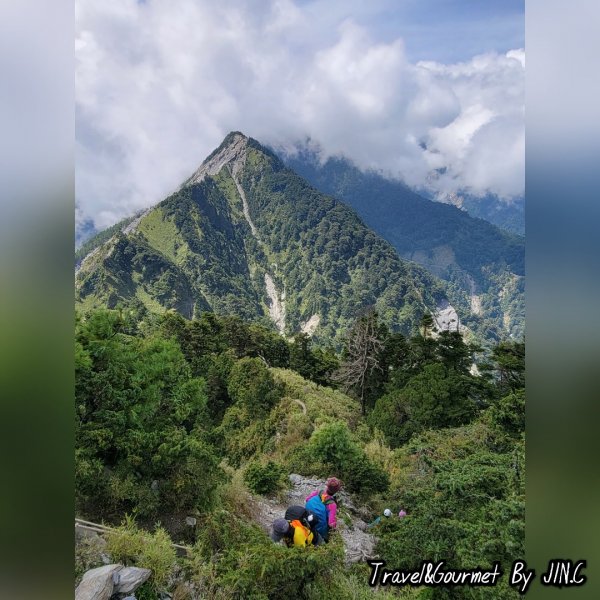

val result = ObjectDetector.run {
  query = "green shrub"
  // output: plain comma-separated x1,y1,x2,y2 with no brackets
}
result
487,390,525,437
244,460,285,495
218,402,283,467
190,510,347,599
309,421,356,466
227,357,283,413
305,421,389,497
343,451,389,496
368,390,412,449
75,311,222,521
105,516,177,593
285,444,325,476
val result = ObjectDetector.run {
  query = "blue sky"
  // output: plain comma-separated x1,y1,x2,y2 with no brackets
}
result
76,0,524,231
299,0,524,62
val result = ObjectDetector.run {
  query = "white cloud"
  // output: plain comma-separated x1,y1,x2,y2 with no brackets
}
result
76,0,524,231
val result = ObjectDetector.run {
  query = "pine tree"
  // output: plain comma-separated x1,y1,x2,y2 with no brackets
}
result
420,312,436,338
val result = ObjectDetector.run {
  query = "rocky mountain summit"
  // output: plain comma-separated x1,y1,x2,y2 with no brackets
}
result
76,132,450,345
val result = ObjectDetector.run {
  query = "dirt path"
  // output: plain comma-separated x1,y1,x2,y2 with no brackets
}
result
291,399,307,415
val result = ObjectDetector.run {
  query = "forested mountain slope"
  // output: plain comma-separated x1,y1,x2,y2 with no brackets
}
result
283,150,524,341
76,132,449,346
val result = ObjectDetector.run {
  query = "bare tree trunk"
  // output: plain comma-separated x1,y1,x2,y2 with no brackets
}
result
333,308,383,415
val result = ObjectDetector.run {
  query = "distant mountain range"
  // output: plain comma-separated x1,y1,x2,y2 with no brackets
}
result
77,133,454,346
436,191,524,236
282,149,524,341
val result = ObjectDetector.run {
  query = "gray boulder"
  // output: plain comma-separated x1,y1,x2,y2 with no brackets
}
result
113,566,152,594
75,564,121,600
75,564,152,600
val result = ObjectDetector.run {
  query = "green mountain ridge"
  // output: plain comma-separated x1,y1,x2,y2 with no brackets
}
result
282,149,524,341
76,132,449,346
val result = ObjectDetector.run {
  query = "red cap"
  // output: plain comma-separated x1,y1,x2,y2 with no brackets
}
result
326,477,342,494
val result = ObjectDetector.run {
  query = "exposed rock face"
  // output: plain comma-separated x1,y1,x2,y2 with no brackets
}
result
264,273,286,334
113,566,152,594
300,314,320,336
188,132,248,184
122,208,152,235
467,274,482,315
252,474,376,565
233,172,259,238
434,299,463,332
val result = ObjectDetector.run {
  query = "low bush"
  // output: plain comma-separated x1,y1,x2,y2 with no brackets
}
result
190,510,347,599
303,421,389,497
105,516,177,593
244,460,286,495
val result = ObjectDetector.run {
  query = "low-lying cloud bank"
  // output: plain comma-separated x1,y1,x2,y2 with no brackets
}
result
76,0,524,232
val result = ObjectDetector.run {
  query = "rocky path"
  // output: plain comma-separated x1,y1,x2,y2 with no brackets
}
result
252,474,377,564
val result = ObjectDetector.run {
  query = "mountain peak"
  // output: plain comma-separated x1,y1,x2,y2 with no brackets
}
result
186,131,250,186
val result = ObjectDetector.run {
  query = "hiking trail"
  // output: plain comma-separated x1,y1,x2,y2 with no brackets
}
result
252,474,377,564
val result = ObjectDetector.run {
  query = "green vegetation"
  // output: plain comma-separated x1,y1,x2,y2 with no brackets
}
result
75,310,222,525
299,421,390,497
76,134,448,347
284,151,525,341
105,517,177,594
76,304,523,598
244,460,286,496
75,134,524,598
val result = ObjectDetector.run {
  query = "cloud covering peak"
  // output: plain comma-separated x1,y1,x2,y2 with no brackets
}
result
76,0,524,231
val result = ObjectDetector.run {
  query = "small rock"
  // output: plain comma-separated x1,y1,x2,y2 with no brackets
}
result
185,516,197,527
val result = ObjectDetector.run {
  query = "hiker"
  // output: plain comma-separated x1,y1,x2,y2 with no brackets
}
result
271,515,317,548
305,477,342,542
367,508,392,529
285,505,325,545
